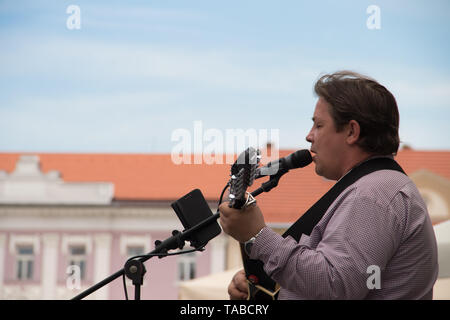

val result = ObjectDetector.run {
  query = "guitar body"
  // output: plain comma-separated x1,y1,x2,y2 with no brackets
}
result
240,243,280,300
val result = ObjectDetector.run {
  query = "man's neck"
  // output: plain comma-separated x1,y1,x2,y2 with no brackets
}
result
338,151,377,181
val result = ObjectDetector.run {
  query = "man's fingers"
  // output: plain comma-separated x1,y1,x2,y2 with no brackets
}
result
228,270,248,300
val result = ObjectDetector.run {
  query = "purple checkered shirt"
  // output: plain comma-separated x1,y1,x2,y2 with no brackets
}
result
250,168,439,299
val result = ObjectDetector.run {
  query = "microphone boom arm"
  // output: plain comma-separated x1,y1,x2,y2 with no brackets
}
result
251,167,289,197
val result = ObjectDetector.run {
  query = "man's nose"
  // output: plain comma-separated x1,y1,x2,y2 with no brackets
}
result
306,129,313,143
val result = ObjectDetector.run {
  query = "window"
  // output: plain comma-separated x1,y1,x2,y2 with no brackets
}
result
126,245,144,258
68,245,87,280
177,252,196,281
119,235,151,257
16,245,34,280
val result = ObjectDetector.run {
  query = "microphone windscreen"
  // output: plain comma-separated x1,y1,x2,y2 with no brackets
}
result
289,149,312,169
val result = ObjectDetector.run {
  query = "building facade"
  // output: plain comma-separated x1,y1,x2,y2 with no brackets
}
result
0,155,227,299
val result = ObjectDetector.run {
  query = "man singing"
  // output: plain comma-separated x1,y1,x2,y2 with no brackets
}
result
219,71,438,299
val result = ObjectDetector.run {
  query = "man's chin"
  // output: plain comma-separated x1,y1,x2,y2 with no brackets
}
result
314,164,322,176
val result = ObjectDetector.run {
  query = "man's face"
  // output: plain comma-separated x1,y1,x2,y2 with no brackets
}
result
306,98,349,181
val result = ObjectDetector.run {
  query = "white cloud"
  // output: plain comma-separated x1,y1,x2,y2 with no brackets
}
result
0,36,316,95
390,81,450,110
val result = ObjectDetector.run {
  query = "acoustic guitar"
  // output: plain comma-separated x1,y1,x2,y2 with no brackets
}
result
227,147,280,300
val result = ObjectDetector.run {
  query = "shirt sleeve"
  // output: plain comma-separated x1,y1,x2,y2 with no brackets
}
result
250,188,403,299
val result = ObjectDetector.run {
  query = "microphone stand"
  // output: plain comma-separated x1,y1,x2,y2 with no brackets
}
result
251,167,289,196
71,212,219,300
72,169,287,300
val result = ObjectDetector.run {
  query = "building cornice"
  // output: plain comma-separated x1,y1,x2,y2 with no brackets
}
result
0,204,176,218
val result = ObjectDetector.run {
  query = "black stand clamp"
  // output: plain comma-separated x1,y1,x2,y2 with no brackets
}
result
124,259,146,300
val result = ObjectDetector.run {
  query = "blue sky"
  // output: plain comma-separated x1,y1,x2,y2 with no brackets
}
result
1,0,449,153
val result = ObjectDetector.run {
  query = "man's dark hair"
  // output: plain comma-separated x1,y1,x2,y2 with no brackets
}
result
314,71,400,155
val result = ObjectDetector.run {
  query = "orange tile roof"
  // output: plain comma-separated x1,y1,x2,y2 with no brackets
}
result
0,150,449,224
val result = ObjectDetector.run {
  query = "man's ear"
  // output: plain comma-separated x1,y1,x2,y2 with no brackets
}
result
346,120,361,145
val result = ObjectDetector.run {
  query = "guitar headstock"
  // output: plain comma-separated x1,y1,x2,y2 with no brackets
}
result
228,147,261,209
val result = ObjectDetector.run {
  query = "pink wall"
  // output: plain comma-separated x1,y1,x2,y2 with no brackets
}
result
1,229,213,300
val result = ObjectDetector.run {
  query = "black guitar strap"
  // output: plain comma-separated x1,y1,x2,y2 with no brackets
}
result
282,157,405,241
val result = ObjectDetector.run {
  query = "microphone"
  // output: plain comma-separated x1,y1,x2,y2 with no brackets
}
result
255,149,312,179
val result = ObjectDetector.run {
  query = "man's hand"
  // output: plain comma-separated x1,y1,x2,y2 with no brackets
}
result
218,202,266,243
228,269,249,300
